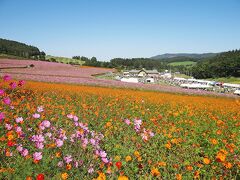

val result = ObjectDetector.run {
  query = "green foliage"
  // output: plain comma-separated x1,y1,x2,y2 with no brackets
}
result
192,50,240,79
45,55,84,65
0,38,45,60
169,61,196,66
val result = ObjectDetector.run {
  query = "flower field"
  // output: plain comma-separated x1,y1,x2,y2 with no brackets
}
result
1,59,237,98
0,75,240,179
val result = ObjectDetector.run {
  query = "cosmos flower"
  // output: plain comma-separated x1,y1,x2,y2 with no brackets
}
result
56,139,64,147
0,89,4,96
3,75,11,81
3,97,11,105
16,117,23,123
33,113,40,119
33,152,43,161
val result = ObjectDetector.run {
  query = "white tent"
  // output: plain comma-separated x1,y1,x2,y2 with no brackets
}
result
223,83,240,88
120,78,139,83
180,83,213,89
234,89,240,95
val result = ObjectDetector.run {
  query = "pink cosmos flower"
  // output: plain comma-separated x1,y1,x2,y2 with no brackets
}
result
21,149,29,157
88,167,94,174
63,155,72,163
16,117,23,123
102,157,109,164
124,119,131,125
36,142,44,149
16,145,23,152
58,161,64,167
5,123,13,130
73,116,78,122
0,89,4,96
67,114,73,119
42,120,51,128
90,138,96,146
0,112,5,121
33,152,42,161
9,82,17,89
3,97,11,105
56,139,64,147
74,161,79,168
3,75,11,81
15,126,22,133
37,106,44,113
99,150,107,158
45,132,52,138
33,113,40,119
32,134,45,142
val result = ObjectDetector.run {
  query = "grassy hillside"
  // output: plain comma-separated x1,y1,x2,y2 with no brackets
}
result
169,61,197,66
45,55,85,65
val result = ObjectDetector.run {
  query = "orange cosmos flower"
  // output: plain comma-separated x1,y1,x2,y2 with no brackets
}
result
158,161,166,167
203,157,211,165
118,175,129,180
186,165,193,171
224,162,232,169
125,156,132,162
176,174,182,180
66,164,72,170
151,167,160,176
61,172,68,180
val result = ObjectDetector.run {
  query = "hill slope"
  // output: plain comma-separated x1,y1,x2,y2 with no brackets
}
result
151,53,218,60
0,38,45,60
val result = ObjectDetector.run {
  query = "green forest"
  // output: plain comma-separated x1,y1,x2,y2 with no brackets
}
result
192,50,240,78
0,38,45,60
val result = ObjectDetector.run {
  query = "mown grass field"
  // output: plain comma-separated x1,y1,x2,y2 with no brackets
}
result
45,55,85,65
169,61,197,66
0,77,239,179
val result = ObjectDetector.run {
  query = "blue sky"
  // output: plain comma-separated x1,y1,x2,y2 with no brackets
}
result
0,0,240,61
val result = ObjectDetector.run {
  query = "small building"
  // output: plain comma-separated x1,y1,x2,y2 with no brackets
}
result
125,68,159,77
145,78,154,83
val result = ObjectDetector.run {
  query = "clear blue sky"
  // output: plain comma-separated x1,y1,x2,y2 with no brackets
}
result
0,0,240,61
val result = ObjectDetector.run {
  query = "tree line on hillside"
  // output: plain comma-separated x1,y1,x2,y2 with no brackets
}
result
73,50,240,79
192,50,240,78
0,38,45,60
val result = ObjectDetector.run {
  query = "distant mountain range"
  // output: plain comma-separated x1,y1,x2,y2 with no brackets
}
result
151,53,219,60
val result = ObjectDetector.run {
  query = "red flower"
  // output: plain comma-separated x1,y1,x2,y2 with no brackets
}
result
115,161,122,169
7,141,15,147
36,174,44,180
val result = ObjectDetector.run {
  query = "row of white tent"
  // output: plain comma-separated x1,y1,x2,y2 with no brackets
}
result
173,77,240,88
